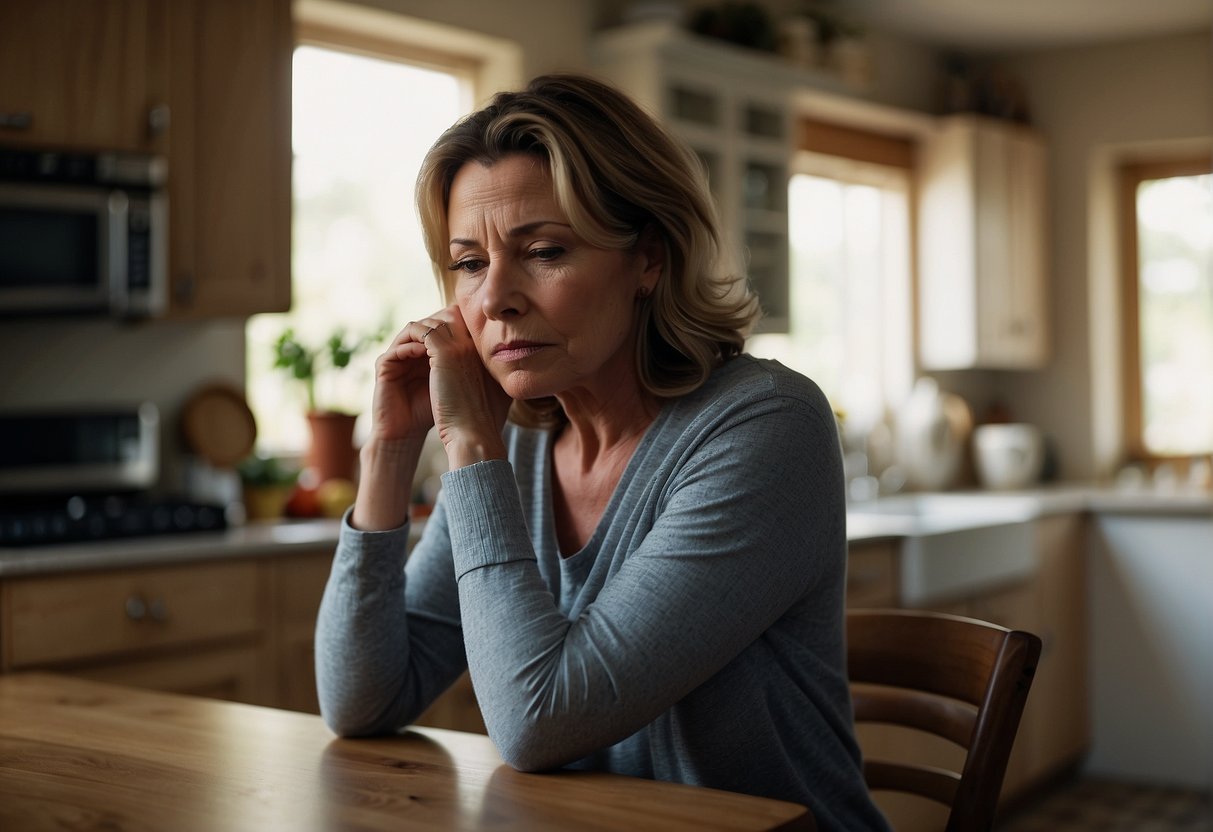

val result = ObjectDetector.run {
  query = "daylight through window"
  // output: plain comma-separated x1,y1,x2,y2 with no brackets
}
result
246,45,467,453
1124,164,1213,457
749,154,913,438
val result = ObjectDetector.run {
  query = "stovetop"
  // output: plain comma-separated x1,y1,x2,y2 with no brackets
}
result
0,494,227,548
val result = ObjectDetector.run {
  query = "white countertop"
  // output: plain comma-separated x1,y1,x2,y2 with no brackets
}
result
846,484,1211,543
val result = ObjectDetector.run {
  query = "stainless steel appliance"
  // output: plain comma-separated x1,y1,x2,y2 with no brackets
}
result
0,145,167,318
0,403,226,547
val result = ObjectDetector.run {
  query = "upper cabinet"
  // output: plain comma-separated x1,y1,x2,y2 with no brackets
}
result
592,23,794,332
0,0,292,318
161,0,292,317
0,0,158,152
917,115,1049,369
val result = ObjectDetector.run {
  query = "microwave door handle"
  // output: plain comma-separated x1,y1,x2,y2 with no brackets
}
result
106,190,130,315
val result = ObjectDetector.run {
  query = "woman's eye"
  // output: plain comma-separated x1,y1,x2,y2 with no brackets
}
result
447,258,485,274
530,246,564,262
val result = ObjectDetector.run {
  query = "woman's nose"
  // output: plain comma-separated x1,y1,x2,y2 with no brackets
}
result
481,258,527,319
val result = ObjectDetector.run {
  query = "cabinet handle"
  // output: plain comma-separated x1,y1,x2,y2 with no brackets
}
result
149,598,168,622
0,112,33,130
125,595,147,621
147,104,171,136
125,594,169,623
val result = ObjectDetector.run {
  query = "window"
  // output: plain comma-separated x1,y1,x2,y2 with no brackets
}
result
1119,158,1213,459
748,141,914,440
245,43,470,454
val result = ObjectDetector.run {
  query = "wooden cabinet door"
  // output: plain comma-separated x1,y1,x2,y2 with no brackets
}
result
845,541,899,608
163,0,292,317
918,115,1048,370
0,0,159,152
269,551,333,714
1026,514,1089,779
73,642,270,704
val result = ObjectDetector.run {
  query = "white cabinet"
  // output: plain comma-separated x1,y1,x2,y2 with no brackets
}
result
592,22,792,332
917,115,1048,369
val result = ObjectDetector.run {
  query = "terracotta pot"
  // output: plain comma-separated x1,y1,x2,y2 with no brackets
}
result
305,411,358,483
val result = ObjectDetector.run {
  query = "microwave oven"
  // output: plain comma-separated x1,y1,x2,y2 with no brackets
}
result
0,146,167,318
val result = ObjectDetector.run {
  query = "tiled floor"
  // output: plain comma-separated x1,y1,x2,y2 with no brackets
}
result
997,778,1213,831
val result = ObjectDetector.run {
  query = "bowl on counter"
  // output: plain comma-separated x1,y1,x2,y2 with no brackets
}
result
972,423,1045,490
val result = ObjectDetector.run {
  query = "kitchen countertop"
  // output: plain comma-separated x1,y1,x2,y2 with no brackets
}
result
846,484,1211,543
0,518,343,578
2,484,1207,578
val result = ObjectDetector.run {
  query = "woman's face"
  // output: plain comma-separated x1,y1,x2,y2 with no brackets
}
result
446,154,660,404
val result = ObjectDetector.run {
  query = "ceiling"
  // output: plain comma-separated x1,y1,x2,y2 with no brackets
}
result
844,0,1213,52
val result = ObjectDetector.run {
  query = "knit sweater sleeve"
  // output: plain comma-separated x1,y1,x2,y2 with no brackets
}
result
443,381,843,771
313,493,469,737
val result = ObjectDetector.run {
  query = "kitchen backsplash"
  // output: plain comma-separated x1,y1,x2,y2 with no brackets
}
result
0,317,246,494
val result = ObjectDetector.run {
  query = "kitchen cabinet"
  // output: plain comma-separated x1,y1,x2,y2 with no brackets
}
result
161,0,292,317
0,0,158,152
0,559,273,704
0,0,292,318
917,115,1048,369
1087,512,1212,788
268,550,333,714
592,22,792,332
845,539,899,608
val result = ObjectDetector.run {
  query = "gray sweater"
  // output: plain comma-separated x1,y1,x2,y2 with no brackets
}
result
315,355,889,831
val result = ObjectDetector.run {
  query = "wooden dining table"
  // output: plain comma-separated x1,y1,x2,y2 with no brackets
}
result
0,673,816,831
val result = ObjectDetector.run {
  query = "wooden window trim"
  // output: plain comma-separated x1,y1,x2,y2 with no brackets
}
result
797,118,915,170
1118,156,1213,462
295,21,478,82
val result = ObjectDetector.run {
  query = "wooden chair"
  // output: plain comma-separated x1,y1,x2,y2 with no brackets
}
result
846,608,1042,832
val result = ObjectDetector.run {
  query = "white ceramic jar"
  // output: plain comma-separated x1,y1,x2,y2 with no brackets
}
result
972,423,1045,490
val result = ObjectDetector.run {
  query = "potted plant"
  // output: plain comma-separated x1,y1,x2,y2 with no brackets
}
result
236,453,300,520
272,327,384,483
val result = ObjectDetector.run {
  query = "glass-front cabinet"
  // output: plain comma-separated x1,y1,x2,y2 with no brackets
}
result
592,22,793,332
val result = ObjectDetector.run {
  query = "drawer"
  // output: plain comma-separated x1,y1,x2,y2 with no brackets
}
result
272,551,333,628
2,560,264,668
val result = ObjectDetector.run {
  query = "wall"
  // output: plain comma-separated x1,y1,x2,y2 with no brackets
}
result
1000,31,1212,480
345,0,595,80
0,318,247,494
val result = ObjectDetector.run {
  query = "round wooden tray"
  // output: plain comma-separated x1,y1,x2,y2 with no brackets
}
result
180,383,257,468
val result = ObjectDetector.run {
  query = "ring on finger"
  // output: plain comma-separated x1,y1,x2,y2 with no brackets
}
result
423,322,449,340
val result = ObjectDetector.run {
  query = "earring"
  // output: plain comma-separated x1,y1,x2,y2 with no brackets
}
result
636,286,651,299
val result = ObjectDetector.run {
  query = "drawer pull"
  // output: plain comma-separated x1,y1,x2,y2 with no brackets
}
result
149,598,168,622
125,595,147,621
125,595,168,623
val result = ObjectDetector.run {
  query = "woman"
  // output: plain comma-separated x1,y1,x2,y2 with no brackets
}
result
315,73,889,831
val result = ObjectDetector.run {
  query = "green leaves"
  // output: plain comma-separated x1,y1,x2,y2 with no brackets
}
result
271,325,389,413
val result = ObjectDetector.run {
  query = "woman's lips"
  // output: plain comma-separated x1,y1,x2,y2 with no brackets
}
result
491,341,548,362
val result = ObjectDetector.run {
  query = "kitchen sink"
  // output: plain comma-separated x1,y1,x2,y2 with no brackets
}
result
848,493,1040,607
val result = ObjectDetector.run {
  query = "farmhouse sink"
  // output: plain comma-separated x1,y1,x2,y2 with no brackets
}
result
847,494,1040,606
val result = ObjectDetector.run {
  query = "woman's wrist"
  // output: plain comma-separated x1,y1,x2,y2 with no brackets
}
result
443,433,507,471
351,435,426,531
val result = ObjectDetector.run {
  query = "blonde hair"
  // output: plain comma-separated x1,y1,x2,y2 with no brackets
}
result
416,73,759,425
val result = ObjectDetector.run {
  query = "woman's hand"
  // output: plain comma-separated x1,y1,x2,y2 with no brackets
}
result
351,320,439,531
353,306,511,531
420,306,512,468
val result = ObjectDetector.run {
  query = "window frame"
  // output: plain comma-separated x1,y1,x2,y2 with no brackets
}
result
1117,155,1213,462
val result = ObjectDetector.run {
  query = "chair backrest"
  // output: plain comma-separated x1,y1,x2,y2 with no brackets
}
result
846,608,1042,832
